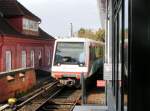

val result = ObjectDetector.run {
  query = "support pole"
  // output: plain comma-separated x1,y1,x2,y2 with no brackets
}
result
105,80,107,105
81,72,86,105
70,23,73,37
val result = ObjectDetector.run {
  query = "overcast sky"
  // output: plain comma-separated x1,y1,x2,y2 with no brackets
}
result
18,0,101,38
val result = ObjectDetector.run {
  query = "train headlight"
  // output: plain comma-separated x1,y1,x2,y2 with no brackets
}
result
57,63,61,66
79,63,84,67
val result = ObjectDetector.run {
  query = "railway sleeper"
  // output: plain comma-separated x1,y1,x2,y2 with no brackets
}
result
41,104,72,110
49,101,75,105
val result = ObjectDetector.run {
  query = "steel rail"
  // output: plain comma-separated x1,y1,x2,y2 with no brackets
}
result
35,86,64,111
18,80,56,101
69,96,81,111
37,89,81,111
0,104,9,111
0,81,58,111
17,81,58,108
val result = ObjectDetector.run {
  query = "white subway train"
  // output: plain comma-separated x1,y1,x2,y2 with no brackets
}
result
51,37,104,87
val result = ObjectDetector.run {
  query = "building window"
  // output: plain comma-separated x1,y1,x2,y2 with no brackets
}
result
21,50,26,68
48,50,51,65
23,18,39,32
30,50,35,67
5,51,12,71
38,51,42,66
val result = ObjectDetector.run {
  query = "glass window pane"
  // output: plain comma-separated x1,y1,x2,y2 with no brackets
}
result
48,50,51,65
6,51,11,71
30,50,34,67
54,42,84,65
23,18,39,32
22,50,26,68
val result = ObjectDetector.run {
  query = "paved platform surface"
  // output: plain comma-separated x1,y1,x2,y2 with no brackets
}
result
74,81,127,111
87,88,105,105
73,105,108,111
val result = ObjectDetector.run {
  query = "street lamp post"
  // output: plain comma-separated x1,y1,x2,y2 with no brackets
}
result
70,23,73,37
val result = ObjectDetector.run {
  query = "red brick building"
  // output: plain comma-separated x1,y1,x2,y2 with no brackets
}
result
0,0,55,102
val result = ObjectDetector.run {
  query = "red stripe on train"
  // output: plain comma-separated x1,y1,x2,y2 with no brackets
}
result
52,72,81,79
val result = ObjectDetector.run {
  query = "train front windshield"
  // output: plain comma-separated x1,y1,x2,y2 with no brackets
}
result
54,42,85,65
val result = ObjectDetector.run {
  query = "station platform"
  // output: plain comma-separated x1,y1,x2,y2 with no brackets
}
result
73,105,108,111
73,81,120,111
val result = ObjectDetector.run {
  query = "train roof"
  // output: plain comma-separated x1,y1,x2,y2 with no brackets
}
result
56,37,104,45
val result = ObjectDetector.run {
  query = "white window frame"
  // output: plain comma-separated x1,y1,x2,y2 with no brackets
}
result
23,18,39,32
30,50,35,67
5,51,12,71
21,50,26,68
38,51,42,60
48,50,51,65
38,50,42,66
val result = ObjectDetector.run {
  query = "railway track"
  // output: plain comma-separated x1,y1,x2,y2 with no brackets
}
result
18,79,57,102
36,88,81,111
18,81,61,111
0,80,60,111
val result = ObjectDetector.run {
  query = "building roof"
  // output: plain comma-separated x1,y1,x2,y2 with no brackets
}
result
0,0,41,21
17,2,41,21
0,17,55,40
0,0,55,40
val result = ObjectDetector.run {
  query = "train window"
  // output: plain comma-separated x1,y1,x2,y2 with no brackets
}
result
90,46,96,62
5,50,12,71
30,50,34,67
96,46,103,58
21,50,26,68
54,42,85,65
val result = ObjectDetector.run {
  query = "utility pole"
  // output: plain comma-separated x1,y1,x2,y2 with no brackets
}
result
70,23,73,37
